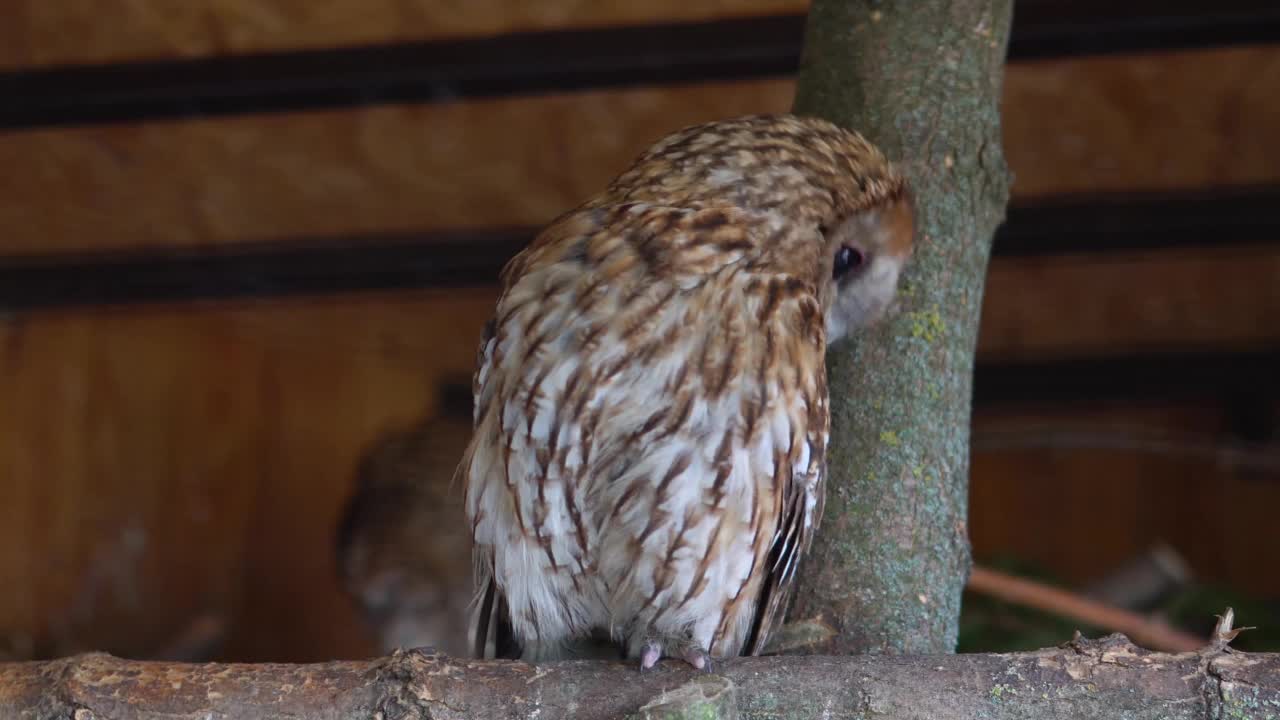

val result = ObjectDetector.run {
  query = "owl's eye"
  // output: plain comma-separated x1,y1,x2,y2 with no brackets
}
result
832,245,866,280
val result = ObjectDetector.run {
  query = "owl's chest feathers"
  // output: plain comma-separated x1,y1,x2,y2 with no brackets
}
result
488,249,824,510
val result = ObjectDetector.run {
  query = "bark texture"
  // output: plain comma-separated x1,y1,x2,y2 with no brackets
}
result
2,636,1276,720
787,0,1013,653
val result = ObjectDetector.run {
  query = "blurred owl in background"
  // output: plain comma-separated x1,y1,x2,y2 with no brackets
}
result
462,114,915,669
337,385,475,656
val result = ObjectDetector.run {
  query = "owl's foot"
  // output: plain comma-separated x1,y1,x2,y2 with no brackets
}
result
637,635,714,672
682,646,713,672
639,640,662,670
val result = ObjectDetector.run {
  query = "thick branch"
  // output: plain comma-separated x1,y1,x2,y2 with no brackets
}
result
2,636,1275,720
788,0,1013,653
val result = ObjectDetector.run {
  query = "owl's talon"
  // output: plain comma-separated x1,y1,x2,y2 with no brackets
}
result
684,648,713,673
639,641,662,671
635,633,714,672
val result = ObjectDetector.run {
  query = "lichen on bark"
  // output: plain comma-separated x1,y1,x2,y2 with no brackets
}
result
787,0,1014,654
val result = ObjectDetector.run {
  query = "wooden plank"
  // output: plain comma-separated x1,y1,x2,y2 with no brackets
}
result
1002,46,1280,198
4,240,1275,363
5,1,1277,77
4,190,1277,311
0,0,804,70
0,80,794,254
10,7,1279,130
3,46,1278,255
978,245,1280,362
0,15,809,131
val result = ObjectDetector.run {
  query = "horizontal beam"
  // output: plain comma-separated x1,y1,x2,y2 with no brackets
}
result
429,353,1280,418
4,2,1279,129
0,230,530,311
0,187,1274,310
1010,1,1280,60
425,348,1280,425
973,350,1280,408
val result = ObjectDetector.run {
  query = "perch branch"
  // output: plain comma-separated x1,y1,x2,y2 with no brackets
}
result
1,630,1274,720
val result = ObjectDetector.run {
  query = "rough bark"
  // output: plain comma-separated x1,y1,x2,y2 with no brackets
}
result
2,636,1276,720
786,0,1013,654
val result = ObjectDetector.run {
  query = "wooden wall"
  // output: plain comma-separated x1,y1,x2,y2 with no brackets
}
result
0,293,494,660
1,2,1277,661
4,46,1280,254
1,0,804,68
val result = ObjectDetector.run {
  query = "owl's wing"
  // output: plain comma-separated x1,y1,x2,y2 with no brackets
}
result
465,201,826,659
463,210,630,659
743,317,828,656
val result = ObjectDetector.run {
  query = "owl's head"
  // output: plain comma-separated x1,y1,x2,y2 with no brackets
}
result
599,113,915,342
819,186,915,343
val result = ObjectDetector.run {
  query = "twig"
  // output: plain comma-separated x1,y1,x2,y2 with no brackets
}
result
967,565,1204,652
1207,606,1255,652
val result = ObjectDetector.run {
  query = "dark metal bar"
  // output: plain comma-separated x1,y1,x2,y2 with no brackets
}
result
3,2,1279,130
0,16,804,131
1008,1,1280,60
972,350,1280,408
0,231,529,310
995,186,1280,257
0,187,1275,311
430,352,1280,417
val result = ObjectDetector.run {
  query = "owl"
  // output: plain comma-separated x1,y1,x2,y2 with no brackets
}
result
462,114,914,669
337,400,475,657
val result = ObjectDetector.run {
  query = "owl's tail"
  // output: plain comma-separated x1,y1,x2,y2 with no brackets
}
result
473,577,520,659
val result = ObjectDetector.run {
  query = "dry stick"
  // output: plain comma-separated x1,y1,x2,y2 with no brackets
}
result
967,564,1204,652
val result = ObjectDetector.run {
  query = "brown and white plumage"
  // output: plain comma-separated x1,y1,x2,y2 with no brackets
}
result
462,114,914,667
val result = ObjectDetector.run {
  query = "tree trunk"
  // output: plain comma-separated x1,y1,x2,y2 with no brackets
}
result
2,635,1275,720
786,0,1013,654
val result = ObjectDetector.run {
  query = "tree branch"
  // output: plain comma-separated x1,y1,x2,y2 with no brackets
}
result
2,634,1275,719
788,0,1013,653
